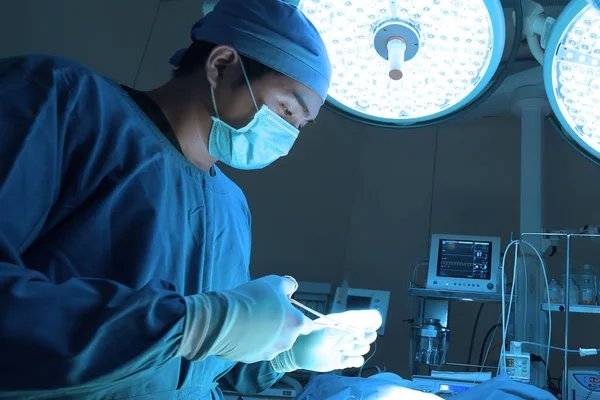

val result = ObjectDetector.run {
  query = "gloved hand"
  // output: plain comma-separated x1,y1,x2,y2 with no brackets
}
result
270,310,382,373
176,275,312,364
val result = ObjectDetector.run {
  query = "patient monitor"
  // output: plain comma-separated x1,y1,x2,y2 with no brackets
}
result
426,234,501,294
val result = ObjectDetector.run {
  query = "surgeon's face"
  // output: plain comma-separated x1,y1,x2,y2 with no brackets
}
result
204,46,324,130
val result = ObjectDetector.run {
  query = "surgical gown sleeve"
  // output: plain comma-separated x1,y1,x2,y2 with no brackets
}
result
0,58,186,390
223,361,284,394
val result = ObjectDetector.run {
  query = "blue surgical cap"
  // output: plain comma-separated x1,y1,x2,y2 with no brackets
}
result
170,0,332,102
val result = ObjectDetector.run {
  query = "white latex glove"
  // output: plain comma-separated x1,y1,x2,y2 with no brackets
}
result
176,275,312,364
271,310,382,373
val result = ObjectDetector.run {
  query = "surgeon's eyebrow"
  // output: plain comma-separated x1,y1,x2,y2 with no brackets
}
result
292,90,315,123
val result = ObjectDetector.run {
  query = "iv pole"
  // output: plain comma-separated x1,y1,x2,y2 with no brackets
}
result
512,85,551,389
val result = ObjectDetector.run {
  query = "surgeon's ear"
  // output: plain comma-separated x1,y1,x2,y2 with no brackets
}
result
205,45,240,88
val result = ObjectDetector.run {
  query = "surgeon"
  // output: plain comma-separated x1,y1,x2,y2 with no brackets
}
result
0,0,379,399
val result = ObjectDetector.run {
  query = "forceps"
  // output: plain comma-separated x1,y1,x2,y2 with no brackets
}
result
288,297,363,334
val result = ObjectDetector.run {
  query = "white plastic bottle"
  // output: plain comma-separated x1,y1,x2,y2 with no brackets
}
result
582,263,598,293
549,278,562,304
569,278,580,305
581,278,596,305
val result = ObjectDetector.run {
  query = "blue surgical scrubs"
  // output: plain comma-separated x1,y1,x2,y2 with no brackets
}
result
0,55,282,399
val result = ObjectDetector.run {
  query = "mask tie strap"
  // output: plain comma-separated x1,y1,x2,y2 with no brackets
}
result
210,86,221,120
239,58,259,112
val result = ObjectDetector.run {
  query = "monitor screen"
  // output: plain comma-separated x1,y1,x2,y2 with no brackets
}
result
436,239,492,280
346,295,372,310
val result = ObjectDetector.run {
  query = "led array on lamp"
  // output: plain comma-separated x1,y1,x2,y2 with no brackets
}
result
545,2,600,158
299,0,505,123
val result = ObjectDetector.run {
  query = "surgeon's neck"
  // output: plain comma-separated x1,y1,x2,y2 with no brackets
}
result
146,77,216,172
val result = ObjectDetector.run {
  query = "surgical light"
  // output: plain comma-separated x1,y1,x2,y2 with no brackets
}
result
298,0,506,125
544,0,600,162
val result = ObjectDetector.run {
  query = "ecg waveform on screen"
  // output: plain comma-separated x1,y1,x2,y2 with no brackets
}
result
440,261,477,269
438,239,492,279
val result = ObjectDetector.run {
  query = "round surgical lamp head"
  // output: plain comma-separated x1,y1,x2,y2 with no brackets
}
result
298,0,506,126
544,0,600,162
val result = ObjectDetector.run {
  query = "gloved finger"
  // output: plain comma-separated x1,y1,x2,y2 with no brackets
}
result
341,355,365,369
330,330,360,345
319,323,358,336
272,318,312,354
341,343,371,357
326,310,382,327
336,335,360,351
364,325,380,334
299,314,314,335
310,321,331,332
285,303,313,332
281,275,299,296
340,331,375,348
353,331,377,345
271,309,313,355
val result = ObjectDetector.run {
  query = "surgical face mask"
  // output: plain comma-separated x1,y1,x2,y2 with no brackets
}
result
208,60,300,170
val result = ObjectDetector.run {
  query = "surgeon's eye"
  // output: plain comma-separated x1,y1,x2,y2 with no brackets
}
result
283,106,293,116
